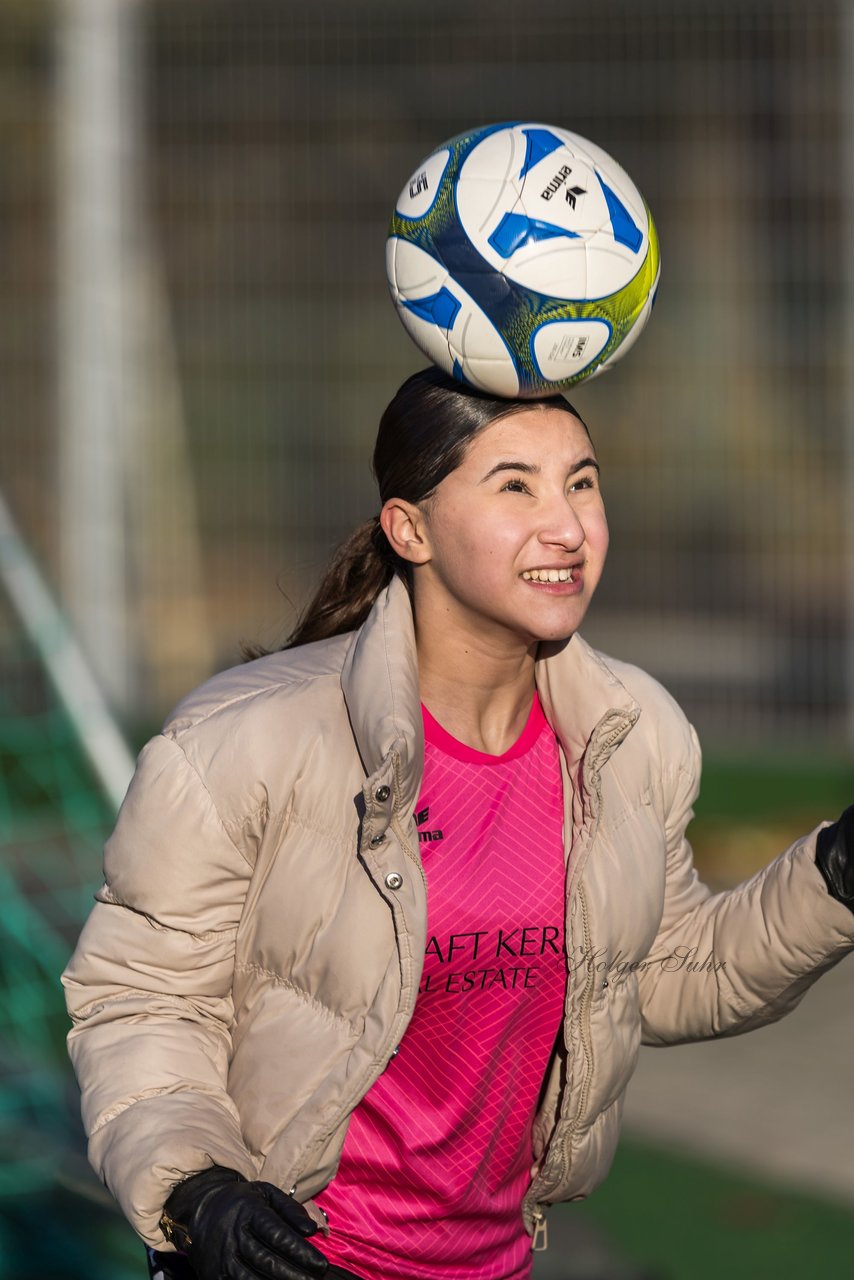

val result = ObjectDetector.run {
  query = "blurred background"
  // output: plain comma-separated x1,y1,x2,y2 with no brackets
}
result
2,0,854,1276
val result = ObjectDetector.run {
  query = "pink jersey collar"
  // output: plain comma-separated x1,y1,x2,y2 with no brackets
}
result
421,692,548,765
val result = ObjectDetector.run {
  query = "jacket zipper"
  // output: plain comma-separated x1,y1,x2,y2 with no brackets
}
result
570,883,596,1125
523,750,605,1233
571,885,599,1126
526,880,596,1219
531,1206,548,1252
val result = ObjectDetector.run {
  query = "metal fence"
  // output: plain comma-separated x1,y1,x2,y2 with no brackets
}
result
2,0,852,746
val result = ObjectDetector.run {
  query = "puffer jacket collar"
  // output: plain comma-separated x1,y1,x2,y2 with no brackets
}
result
341,575,641,800
536,632,642,773
341,576,425,816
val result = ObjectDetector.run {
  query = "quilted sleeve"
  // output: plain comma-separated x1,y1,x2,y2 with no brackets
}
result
637,721,854,1045
62,733,261,1247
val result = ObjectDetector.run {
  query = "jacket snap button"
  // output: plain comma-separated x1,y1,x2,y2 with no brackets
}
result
369,832,386,848
385,871,403,890
375,785,391,802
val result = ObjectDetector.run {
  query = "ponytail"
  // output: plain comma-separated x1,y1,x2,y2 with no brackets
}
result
243,367,587,659
241,517,401,659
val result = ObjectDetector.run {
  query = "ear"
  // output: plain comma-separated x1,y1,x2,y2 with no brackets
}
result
380,498,432,566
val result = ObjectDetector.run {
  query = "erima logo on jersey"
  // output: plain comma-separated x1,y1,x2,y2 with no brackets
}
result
415,805,444,843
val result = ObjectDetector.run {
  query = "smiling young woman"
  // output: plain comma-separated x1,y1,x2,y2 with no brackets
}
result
63,367,854,1280
380,404,608,754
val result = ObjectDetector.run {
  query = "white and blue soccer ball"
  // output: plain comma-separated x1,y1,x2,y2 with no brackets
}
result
386,122,660,398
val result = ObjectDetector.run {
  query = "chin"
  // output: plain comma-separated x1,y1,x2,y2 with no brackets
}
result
532,607,590,642
512,615,585,646
532,625,580,645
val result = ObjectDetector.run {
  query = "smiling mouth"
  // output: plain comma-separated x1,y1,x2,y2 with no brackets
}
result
521,568,575,583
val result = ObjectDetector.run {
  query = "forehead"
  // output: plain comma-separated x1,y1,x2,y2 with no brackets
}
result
463,405,593,463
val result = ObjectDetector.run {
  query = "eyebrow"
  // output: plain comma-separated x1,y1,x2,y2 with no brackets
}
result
479,456,600,483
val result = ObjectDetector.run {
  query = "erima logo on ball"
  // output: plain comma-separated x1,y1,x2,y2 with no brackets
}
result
542,164,578,202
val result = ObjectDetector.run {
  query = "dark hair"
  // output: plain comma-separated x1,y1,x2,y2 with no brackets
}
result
247,368,587,655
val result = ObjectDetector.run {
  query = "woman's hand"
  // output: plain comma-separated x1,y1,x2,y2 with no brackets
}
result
816,805,854,914
161,1166,328,1280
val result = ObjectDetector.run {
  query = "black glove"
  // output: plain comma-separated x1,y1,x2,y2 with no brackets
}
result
160,1165,328,1280
815,805,854,915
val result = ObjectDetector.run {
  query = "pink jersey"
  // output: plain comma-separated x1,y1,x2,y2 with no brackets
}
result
313,693,567,1280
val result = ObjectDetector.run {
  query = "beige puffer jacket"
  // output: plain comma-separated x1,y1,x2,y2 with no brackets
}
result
63,576,854,1251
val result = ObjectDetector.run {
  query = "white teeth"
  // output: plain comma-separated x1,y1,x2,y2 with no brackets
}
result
522,568,574,583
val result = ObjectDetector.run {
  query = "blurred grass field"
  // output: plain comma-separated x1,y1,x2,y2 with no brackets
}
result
562,1135,854,1279
690,751,853,886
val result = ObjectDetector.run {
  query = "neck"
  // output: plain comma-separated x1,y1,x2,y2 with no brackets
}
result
415,602,538,757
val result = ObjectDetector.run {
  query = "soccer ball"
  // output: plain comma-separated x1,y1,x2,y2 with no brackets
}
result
386,122,660,398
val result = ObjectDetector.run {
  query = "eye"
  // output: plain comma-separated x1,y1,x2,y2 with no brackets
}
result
501,478,531,494
569,473,597,492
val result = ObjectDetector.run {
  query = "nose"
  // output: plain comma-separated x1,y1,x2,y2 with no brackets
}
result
538,492,586,551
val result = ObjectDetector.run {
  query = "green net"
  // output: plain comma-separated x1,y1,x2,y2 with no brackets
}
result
0,591,140,1275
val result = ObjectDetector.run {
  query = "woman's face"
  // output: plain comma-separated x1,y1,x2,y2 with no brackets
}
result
405,405,609,649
